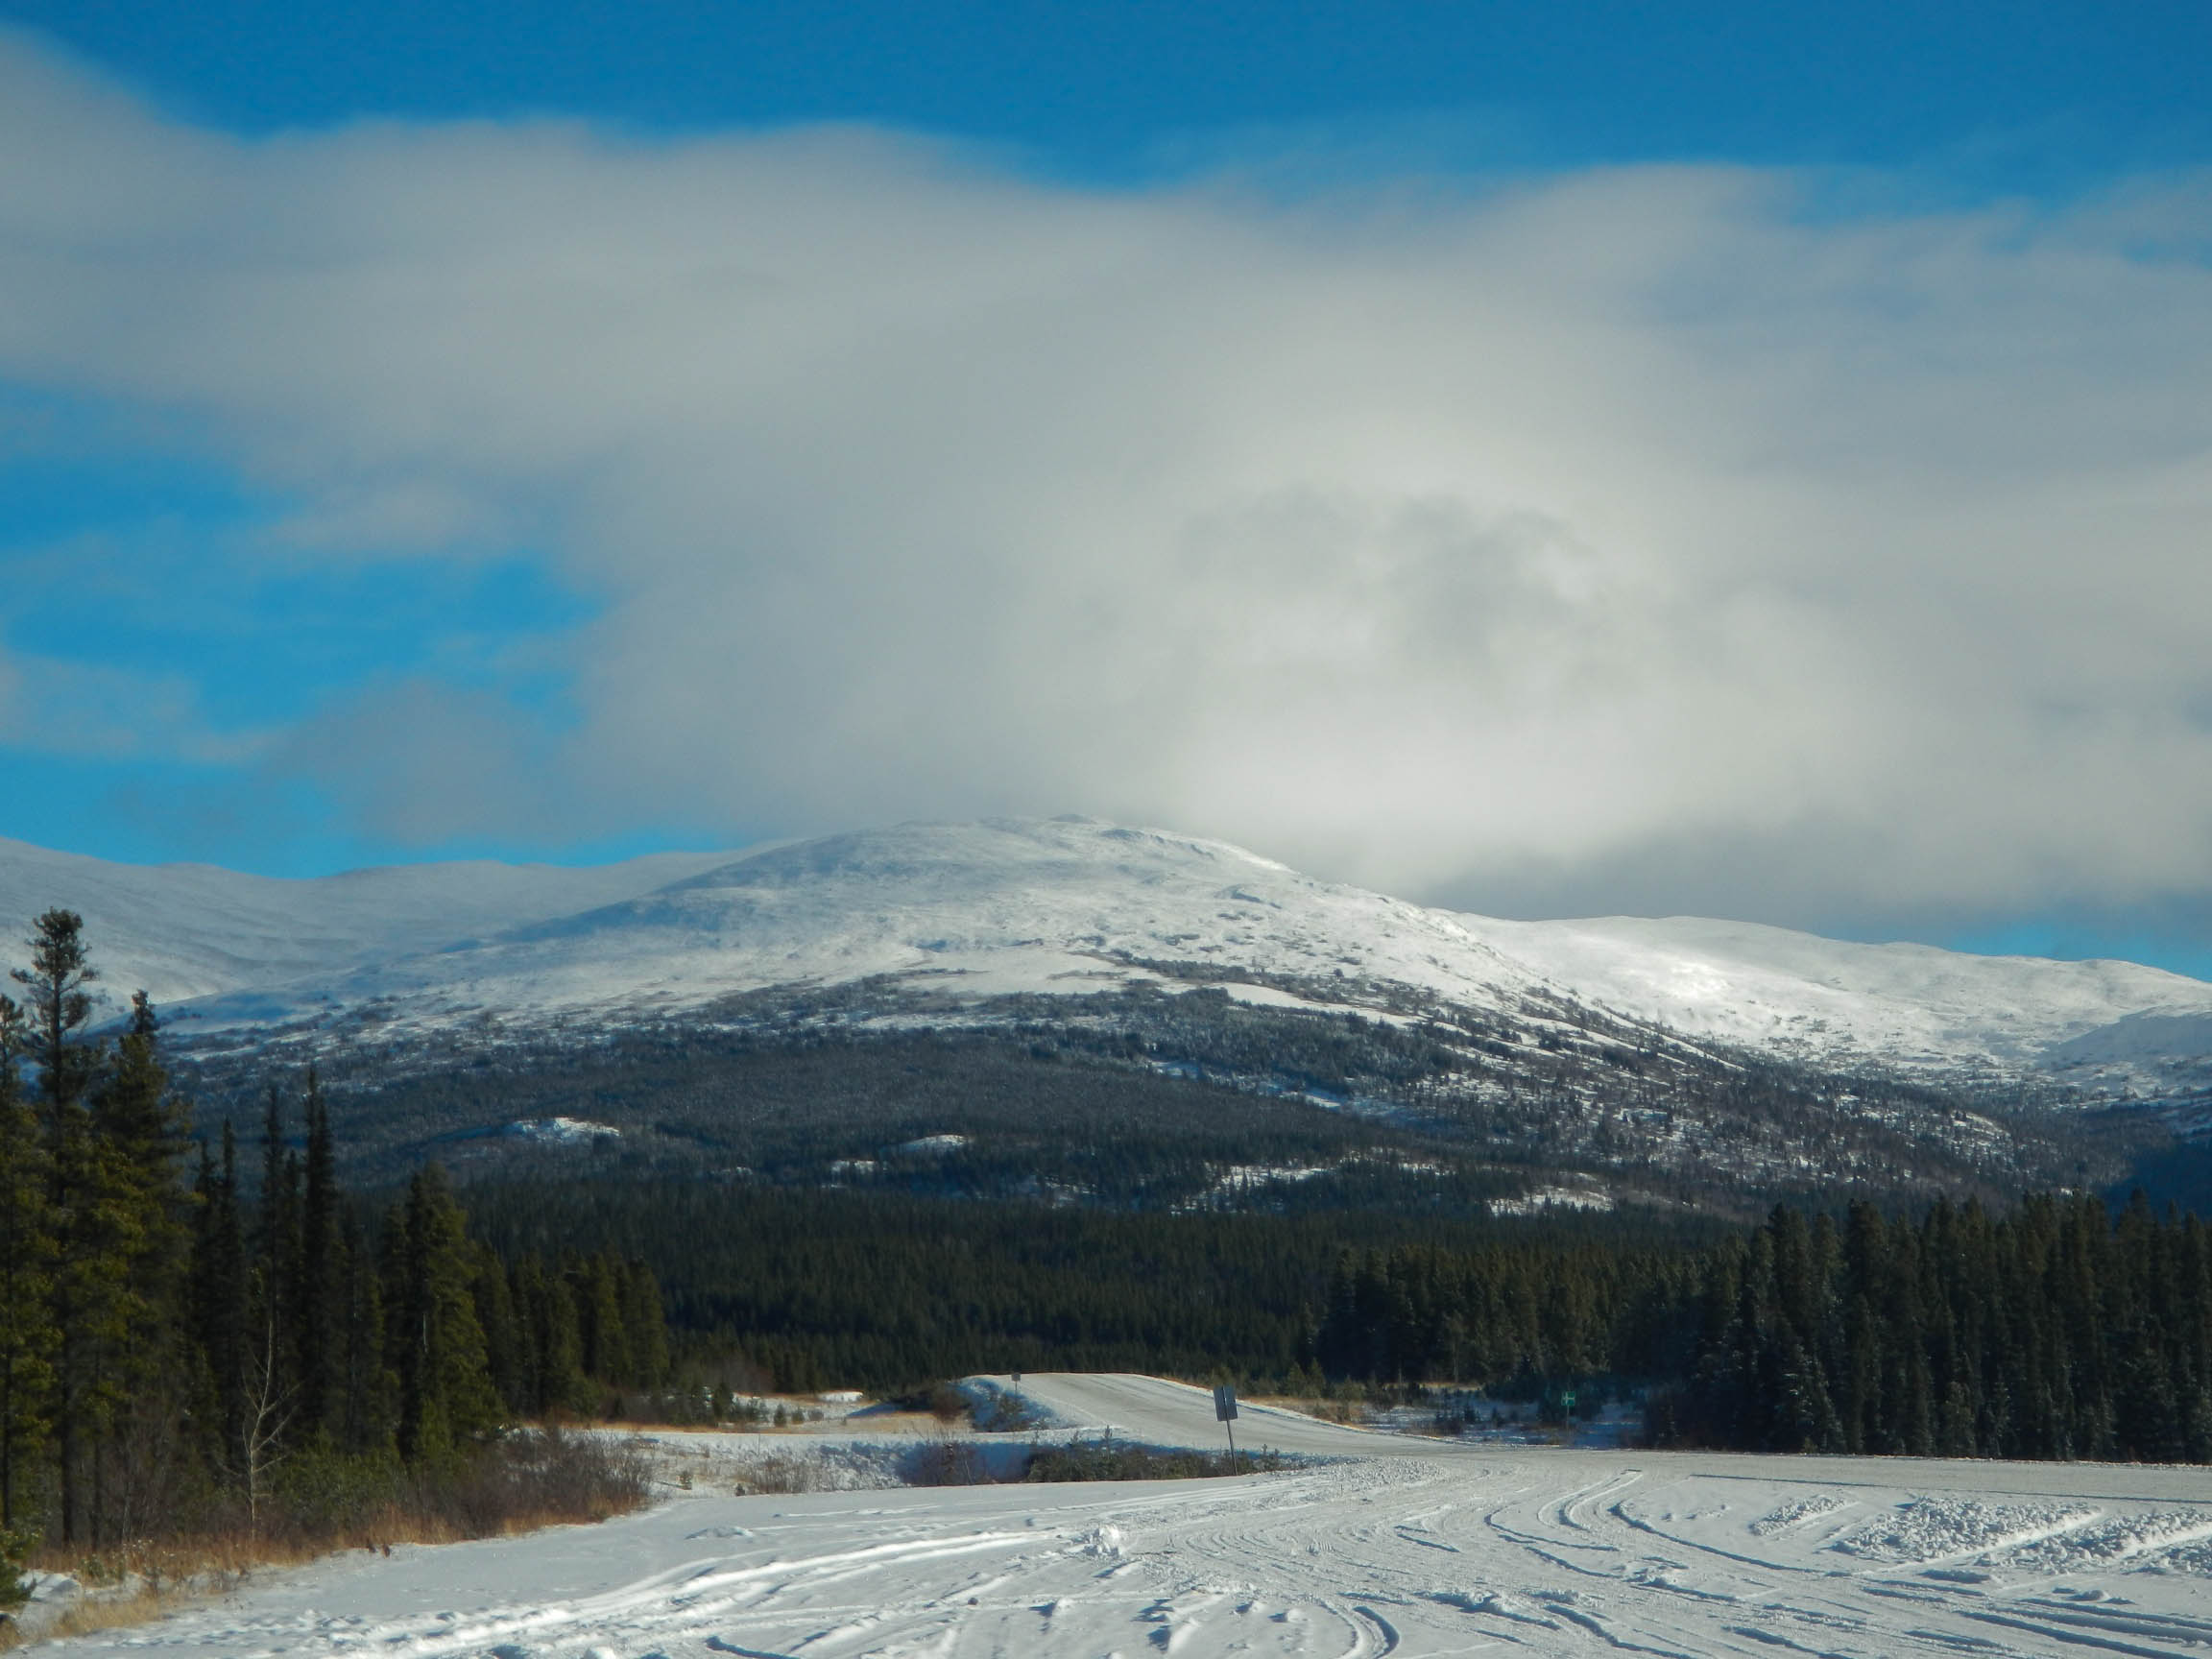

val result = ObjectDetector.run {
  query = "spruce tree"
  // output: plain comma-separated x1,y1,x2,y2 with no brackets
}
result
257,1082,301,1403
390,1166,500,1459
511,1255,589,1416
471,1241,522,1412
623,1259,670,1391
188,1122,250,1479
0,994,54,1528
295,1070,340,1442
337,1204,390,1454
86,993,193,1533
15,909,115,1544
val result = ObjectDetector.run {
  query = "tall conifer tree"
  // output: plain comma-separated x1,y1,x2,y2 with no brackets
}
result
14,909,111,1543
390,1167,499,1459
296,1070,340,1441
84,993,189,1544
0,994,54,1528
189,1121,250,1477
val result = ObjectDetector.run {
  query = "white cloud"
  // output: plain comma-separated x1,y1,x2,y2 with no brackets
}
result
3,30,2211,928
0,645,259,765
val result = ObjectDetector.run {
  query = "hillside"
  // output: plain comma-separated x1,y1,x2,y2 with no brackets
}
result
6,816,2203,1099
6,817,2202,1210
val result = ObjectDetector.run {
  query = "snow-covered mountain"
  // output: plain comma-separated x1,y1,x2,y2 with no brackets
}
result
0,834,735,1010
166,819,1548,1043
5,817,2209,1101
1456,914,2212,1097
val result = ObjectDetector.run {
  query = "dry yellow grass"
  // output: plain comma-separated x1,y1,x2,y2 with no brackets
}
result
10,1583,180,1649
1,1437,652,1649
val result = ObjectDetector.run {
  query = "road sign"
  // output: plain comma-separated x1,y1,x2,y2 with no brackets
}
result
1214,1384,1238,1422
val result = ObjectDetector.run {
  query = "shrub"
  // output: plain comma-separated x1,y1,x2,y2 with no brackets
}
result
1024,1441,1282,1482
0,1525,33,1615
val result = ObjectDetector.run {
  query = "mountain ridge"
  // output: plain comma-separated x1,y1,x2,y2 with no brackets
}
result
4,817,2208,1103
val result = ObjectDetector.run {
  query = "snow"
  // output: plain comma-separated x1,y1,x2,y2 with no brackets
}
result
1491,1183,1618,1216
501,1118,621,1145
167,818,1544,1043
42,1373,2212,1659
6,816,2210,1098
895,1134,969,1156
1190,1163,1335,1207
0,834,735,1017
1831,1497,2099,1563
1459,912,2212,1094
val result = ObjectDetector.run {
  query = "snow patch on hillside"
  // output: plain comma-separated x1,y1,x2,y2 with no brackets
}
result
1491,1183,1617,1217
502,1117,620,1144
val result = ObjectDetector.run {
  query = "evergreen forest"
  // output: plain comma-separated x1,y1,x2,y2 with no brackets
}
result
0,911,661,1590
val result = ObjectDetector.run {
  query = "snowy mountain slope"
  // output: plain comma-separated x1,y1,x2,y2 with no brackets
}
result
0,835,738,1012
4,818,2209,1100
167,818,1547,1040
1459,913,2212,1094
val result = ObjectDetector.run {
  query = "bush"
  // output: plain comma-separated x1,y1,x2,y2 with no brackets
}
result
1024,1441,1282,1482
271,1446,410,1545
883,1382,973,1422
910,1440,989,1486
0,1524,33,1615
971,1390,1044,1433
425,1429,653,1536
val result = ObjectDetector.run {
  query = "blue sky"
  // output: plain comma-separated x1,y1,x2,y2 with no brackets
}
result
11,0,2210,183
2,1,2210,974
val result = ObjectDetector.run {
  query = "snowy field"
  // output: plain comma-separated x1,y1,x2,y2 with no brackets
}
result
34,1374,2212,1659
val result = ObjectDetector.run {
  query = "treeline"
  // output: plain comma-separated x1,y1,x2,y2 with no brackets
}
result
457,1176,1714,1393
0,909,663,1564
1657,1192,2212,1461
1314,1193,2212,1462
1313,1241,1702,1386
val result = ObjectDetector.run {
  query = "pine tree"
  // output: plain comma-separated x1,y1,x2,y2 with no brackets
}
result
15,909,118,1544
511,1255,589,1416
85,993,193,1539
337,1205,390,1454
390,1166,500,1459
257,1082,301,1404
0,994,55,1528
295,1070,340,1442
472,1241,522,1412
188,1122,250,1479
624,1259,670,1391
576,1253,632,1390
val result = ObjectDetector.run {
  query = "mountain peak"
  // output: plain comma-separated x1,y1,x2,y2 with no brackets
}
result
2,818,2207,1100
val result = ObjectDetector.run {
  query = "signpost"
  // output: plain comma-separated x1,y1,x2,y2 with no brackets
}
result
1214,1383,1238,1459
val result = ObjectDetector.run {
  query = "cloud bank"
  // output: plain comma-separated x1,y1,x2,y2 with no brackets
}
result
3,32,2210,933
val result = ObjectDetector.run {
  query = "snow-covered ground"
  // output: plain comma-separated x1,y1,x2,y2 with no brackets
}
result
38,1374,2212,1659
8,816,2211,1096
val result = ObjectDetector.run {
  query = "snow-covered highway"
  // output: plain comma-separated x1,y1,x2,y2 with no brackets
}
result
41,1374,2212,1659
